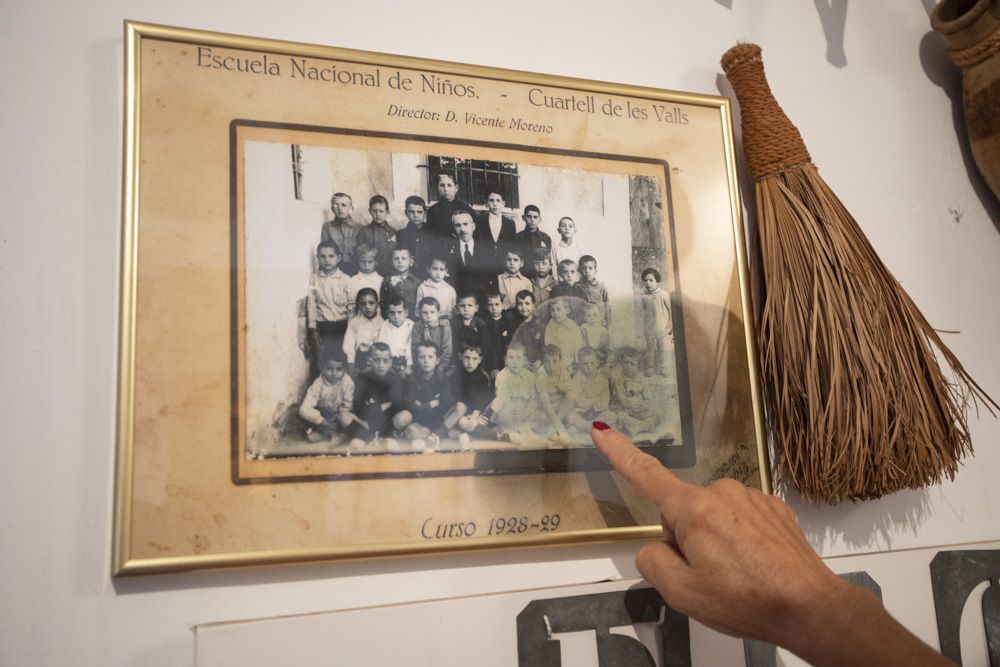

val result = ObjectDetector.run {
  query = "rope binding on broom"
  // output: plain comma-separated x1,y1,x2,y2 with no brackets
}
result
720,44,811,180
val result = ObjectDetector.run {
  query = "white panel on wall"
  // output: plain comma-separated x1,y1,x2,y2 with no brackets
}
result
194,542,1000,667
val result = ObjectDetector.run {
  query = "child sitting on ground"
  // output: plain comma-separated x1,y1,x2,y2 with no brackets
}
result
489,343,541,446
610,346,663,441
397,341,453,449
565,347,615,434
375,295,414,375
343,287,384,376
298,355,356,446
415,256,457,320
347,342,407,449
535,344,575,435
411,296,453,372
445,343,495,446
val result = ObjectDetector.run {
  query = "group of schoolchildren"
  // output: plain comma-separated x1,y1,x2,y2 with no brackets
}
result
297,175,675,453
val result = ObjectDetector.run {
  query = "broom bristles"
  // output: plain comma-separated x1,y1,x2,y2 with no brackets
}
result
757,163,996,503
722,42,996,504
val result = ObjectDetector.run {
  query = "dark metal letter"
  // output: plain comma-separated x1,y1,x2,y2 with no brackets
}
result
931,549,1000,665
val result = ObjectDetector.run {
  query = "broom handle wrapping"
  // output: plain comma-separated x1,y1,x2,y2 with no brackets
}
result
721,43,811,181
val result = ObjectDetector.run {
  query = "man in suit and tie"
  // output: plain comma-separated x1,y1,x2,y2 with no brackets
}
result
447,210,497,301
474,189,518,277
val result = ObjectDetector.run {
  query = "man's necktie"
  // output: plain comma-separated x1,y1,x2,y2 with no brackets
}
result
463,243,472,266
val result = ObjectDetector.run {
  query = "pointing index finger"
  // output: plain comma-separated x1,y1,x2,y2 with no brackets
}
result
591,425,690,521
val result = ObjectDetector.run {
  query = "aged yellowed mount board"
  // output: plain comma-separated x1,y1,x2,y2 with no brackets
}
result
114,20,769,575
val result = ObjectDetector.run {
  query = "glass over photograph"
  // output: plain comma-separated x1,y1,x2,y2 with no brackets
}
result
234,123,694,479
114,23,766,574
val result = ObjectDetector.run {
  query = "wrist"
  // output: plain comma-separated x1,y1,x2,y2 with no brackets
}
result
778,575,866,657
781,577,947,667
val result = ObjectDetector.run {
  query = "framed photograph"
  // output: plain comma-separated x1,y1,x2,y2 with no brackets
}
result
114,21,769,575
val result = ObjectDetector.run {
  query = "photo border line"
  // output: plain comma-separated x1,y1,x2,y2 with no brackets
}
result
229,119,694,485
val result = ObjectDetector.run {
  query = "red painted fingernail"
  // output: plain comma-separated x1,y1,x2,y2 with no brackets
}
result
592,421,611,431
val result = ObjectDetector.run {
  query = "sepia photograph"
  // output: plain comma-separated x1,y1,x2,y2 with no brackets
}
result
235,124,693,477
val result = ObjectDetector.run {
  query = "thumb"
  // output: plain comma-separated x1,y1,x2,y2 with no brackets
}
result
635,540,690,606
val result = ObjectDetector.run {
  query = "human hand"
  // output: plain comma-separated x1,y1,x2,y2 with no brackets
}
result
590,424,847,649
590,424,955,666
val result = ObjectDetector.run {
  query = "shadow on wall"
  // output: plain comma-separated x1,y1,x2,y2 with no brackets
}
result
919,28,1000,231
783,483,933,551
718,0,998,229
714,0,849,68
813,0,849,68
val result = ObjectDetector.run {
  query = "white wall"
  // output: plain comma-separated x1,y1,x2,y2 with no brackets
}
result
2,2,998,665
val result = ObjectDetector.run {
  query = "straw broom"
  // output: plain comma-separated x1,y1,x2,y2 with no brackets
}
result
720,43,996,504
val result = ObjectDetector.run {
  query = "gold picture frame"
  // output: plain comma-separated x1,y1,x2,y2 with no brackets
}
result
114,20,769,575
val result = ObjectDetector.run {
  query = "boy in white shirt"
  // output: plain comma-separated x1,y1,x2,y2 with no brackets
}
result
544,298,584,366
415,256,457,319
639,267,673,377
298,356,356,445
551,216,583,268
535,344,575,434
375,295,414,375
496,249,532,311
346,244,383,315
489,343,541,447
565,347,615,434
306,241,351,372
343,287,383,375
610,346,665,440
581,302,610,364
